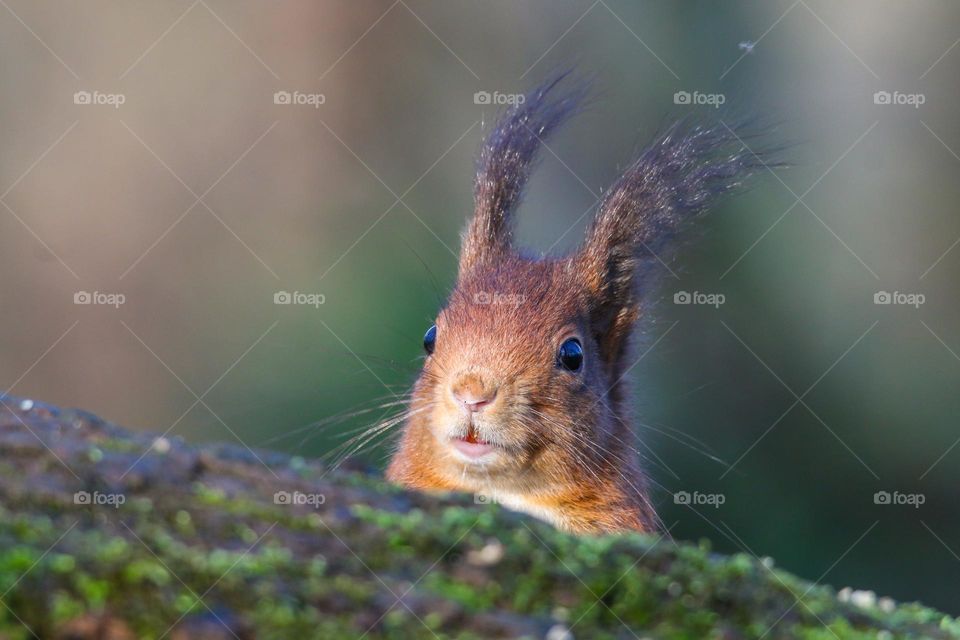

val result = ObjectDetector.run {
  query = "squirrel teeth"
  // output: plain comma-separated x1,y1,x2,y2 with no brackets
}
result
452,425,496,460
463,425,488,445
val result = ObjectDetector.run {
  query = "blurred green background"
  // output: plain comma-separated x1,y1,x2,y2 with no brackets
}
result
1,0,959,614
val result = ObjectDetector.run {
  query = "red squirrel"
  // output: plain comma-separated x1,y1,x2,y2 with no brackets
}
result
386,73,764,534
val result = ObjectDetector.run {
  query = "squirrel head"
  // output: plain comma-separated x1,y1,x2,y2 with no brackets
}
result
386,72,766,534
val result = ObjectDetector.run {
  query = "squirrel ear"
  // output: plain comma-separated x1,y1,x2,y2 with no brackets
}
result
577,121,768,368
459,72,589,276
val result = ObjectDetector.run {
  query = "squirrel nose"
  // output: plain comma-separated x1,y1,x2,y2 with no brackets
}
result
451,376,498,412
454,390,495,412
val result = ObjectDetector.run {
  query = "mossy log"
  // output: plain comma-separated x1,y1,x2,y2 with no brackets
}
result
0,395,955,640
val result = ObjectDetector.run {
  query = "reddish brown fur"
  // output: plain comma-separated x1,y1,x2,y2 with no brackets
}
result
385,74,762,534
386,255,657,534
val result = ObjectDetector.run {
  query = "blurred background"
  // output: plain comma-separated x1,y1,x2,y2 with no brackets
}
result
1,0,958,613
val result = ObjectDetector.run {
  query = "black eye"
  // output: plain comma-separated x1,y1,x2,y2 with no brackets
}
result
423,324,437,355
557,338,583,371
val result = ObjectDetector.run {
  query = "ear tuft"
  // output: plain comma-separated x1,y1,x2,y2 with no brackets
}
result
459,70,591,275
578,118,776,371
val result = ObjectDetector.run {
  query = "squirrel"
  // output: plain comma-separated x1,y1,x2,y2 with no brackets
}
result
385,72,764,535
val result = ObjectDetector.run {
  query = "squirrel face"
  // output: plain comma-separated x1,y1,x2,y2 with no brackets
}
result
385,72,764,534
392,251,652,534
415,257,607,485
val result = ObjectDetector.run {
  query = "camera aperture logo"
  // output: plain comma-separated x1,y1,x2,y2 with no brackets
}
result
474,91,525,106
674,490,725,508
674,290,725,308
274,90,325,108
874,490,924,508
274,290,325,308
473,291,525,307
673,90,726,109
73,490,126,508
273,490,326,508
874,291,924,308
873,90,925,108
74,291,125,308
73,90,126,109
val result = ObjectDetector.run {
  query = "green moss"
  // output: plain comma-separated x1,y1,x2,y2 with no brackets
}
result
0,398,956,639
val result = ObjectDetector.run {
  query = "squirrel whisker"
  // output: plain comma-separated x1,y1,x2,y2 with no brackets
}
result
383,70,773,534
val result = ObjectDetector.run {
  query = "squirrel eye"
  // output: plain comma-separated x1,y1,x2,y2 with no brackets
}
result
423,324,437,355
557,338,583,372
